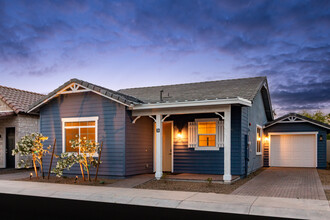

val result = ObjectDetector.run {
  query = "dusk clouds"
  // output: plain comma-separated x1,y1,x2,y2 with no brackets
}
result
0,0,329,116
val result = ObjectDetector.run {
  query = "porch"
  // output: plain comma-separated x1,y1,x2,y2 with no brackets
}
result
130,99,252,183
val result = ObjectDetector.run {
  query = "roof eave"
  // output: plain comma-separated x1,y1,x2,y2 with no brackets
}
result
129,97,252,110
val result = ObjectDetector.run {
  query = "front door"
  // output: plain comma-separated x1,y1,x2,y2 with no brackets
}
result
6,127,15,168
162,122,172,172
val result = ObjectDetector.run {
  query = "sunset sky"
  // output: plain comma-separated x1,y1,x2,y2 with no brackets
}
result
0,0,329,116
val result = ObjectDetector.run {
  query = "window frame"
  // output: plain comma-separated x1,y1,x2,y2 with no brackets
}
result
195,118,220,151
256,124,262,156
61,116,99,155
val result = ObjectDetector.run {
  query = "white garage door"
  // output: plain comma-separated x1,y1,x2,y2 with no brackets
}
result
270,134,316,167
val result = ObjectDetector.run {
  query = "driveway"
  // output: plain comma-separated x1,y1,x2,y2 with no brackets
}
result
232,167,327,200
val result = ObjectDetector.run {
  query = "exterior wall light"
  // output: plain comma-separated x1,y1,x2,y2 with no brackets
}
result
177,132,183,140
320,135,323,141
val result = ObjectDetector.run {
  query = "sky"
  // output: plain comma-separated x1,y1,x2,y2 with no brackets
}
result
0,0,329,116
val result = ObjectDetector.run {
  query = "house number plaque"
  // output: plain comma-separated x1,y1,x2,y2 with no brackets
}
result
156,128,160,133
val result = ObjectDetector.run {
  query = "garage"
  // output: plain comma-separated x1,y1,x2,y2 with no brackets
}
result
269,133,317,167
263,113,330,169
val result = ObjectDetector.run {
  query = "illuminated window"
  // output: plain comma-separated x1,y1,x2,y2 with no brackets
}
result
198,121,216,147
256,125,262,155
62,117,98,153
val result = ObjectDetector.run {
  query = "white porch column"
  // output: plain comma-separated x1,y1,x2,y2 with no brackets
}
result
155,114,163,180
223,105,232,182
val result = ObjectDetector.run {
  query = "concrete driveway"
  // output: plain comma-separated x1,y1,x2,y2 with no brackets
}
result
232,167,327,200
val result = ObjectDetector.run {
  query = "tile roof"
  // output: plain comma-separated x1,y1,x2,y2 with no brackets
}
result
0,85,45,114
118,76,267,103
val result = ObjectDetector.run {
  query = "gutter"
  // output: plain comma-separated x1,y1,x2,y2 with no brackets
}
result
129,97,252,110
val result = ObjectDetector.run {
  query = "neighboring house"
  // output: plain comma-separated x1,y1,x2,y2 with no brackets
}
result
0,86,44,168
27,76,329,182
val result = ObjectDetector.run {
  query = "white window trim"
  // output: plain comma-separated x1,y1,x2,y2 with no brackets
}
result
256,124,262,156
61,116,99,156
195,118,220,151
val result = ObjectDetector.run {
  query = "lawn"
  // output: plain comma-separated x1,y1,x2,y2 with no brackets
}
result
135,168,266,194
317,167,330,200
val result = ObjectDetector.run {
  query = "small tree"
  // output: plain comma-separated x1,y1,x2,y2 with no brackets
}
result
12,133,51,178
300,110,330,139
52,136,101,181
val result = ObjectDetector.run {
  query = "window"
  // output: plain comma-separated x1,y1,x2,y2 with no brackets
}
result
188,118,223,150
62,117,98,153
256,125,262,155
198,121,216,147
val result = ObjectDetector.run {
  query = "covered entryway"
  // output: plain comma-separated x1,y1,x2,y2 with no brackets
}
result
269,133,317,167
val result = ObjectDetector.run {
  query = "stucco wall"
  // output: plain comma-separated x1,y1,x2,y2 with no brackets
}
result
0,115,39,168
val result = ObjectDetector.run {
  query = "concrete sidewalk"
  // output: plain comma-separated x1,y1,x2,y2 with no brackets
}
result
0,180,328,219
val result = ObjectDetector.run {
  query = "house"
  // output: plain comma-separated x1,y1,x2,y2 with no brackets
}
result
27,77,329,182
0,85,44,168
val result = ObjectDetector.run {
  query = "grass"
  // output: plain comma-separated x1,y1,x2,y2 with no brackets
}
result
135,168,266,194
19,176,118,186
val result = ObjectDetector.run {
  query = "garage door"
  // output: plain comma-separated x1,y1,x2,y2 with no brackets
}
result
270,134,316,167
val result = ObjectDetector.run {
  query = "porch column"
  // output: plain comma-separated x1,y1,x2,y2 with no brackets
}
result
155,114,163,180
223,106,232,182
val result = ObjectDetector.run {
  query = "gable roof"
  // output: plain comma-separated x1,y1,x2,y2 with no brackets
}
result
264,113,330,131
28,78,143,113
0,85,44,114
119,76,273,120
119,76,267,103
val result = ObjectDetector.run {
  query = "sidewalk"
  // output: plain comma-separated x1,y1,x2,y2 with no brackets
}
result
0,179,328,219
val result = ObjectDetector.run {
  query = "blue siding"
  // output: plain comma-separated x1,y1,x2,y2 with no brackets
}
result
40,92,127,177
171,114,224,174
241,106,249,175
125,114,154,176
247,91,268,173
264,123,328,169
231,106,244,175
170,110,244,175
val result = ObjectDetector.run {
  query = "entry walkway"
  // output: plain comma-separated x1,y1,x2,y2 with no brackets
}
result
232,167,327,200
0,180,328,219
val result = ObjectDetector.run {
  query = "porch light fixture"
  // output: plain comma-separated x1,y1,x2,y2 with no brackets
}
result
30,173,33,179
320,135,323,141
177,132,183,140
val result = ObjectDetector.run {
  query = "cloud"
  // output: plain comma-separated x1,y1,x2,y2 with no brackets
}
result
0,0,329,114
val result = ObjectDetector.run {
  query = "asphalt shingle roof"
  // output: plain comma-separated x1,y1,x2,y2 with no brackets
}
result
118,76,267,103
28,78,143,112
0,85,45,114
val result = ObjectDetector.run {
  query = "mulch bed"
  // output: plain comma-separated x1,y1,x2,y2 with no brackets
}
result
19,176,118,186
317,168,330,185
0,168,34,175
135,168,266,194
317,167,330,201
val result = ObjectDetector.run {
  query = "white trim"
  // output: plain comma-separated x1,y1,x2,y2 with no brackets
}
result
223,105,231,182
268,132,318,167
131,97,251,111
153,121,174,173
264,115,330,130
28,83,132,113
195,118,220,150
61,116,99,156
256,124,262,156
0,110,14,113
132,105,231,117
